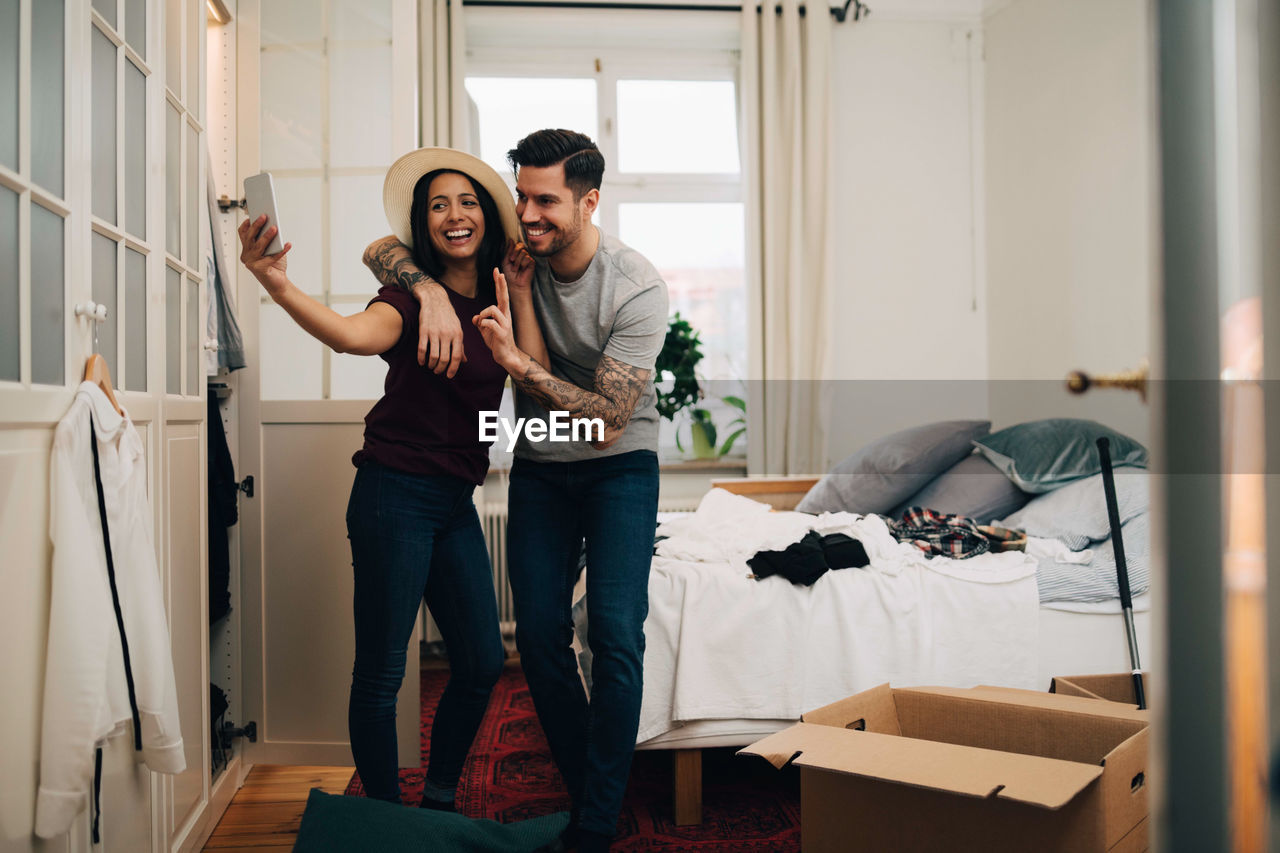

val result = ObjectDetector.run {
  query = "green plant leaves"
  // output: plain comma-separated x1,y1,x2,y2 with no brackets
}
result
654,312,704,421
718,426,746,457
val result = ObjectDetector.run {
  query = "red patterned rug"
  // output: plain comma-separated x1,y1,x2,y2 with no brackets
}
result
346,663,800,851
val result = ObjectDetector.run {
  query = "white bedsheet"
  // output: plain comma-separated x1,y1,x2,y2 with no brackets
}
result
637,490,1041,743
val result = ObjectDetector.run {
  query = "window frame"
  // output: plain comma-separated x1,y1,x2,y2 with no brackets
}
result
465,37,750,458
0,0,75,397
0,0,206,409
465,47,743,237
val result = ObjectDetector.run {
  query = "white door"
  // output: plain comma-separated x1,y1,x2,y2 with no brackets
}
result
160,2,216,848
235,0,422,767
1,0,213,850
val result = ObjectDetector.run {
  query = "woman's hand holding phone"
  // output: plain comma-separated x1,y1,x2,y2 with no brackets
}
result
238,214,294,299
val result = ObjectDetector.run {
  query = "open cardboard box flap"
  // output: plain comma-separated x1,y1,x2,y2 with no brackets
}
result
915,685,1150,722
1049,673,1150,708
738,721,1104,809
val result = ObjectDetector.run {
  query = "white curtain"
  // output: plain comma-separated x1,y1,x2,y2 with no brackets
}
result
740,0,834,475
421,0,469,147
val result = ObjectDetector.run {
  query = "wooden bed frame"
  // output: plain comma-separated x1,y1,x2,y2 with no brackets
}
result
664,476,818,825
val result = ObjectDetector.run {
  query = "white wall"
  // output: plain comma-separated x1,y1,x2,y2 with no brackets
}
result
818,0,1156,468
983,0,1155,442
824,5,991,465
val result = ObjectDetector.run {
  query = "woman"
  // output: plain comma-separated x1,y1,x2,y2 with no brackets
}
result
238,148,532,810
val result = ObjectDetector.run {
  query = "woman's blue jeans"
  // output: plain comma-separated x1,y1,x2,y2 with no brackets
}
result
345,461,505,804
507,450,659,837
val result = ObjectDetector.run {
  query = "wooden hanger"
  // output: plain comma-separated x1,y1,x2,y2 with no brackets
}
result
84,353,124,416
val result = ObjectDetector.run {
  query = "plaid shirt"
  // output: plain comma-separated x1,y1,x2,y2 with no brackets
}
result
886,507,991,559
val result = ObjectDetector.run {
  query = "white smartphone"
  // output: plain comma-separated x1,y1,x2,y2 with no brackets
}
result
244,172,286,255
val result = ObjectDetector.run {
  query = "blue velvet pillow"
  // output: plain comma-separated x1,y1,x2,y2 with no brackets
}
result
972,418,1148,494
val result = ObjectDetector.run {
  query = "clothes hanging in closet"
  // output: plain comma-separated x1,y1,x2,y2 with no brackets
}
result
37,382,185,839
205,160,246,374
208,395,236,623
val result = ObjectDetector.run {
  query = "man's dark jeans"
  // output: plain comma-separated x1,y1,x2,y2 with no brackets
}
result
346,461,505,804
507,450,659,838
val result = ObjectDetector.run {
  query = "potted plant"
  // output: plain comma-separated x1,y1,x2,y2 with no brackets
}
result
655,314,746,459
655,312,703,424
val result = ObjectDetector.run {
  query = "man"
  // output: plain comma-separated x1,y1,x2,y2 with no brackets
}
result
363,130,668,853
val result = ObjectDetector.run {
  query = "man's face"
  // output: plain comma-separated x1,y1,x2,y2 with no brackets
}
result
514,164,598,258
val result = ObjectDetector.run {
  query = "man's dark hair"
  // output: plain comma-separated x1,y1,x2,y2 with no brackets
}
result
409,169,504,303
507,129,604,200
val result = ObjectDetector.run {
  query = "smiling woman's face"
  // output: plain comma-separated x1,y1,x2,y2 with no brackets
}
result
426,171,486,262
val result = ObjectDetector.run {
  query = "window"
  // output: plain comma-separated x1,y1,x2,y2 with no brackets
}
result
256,0,409,400
1,0,68,387
163,0,205,396
465,9,749,456
89,0,154,394
0,0,202,404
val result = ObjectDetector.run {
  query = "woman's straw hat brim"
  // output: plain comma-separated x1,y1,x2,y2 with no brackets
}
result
383,147,519,249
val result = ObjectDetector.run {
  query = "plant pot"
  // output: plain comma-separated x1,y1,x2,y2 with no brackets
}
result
690,419,717,459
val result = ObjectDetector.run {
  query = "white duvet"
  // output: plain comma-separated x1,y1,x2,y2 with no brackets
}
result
636,489,1041,743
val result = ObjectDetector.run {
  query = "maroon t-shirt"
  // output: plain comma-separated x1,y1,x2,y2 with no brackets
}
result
351,285,507,485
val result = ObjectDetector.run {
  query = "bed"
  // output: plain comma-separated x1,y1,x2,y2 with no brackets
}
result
573,418,1155,825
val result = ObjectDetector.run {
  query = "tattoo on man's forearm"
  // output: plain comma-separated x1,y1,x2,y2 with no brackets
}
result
363,236,432,293
512,354,647,433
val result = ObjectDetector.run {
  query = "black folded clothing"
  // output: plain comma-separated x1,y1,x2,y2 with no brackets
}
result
820,533,870,569
748,531,829,586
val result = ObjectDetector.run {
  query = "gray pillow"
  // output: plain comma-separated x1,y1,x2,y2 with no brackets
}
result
797,420,992,515
888,453,1032,523
997,470,1149,550
973,418,1148,494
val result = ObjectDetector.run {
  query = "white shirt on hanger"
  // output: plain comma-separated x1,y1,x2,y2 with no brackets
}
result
36,382,185,839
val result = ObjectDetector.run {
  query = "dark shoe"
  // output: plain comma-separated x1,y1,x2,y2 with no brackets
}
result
416,795,456,813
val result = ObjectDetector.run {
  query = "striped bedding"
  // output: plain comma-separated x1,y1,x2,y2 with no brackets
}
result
997,471,1150,603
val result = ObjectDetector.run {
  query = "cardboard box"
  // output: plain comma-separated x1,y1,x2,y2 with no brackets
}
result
739,684,1150,853
1051,672,1150,708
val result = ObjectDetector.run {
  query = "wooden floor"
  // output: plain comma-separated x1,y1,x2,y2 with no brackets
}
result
202,765,354,852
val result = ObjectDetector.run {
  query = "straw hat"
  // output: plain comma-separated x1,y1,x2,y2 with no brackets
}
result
382,147,520,249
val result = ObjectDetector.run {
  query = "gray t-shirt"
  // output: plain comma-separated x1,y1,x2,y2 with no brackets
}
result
514,229,669,462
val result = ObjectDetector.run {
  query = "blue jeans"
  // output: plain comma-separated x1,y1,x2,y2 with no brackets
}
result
345,461,505,804
507,450,659,837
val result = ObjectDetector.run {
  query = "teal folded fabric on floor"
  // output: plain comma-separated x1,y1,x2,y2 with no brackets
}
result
293,789,568,852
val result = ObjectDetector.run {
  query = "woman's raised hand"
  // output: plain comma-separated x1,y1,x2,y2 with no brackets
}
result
238,215,293,298
472,268,517,363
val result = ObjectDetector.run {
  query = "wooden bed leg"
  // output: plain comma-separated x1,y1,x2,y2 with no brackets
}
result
672,749,703,826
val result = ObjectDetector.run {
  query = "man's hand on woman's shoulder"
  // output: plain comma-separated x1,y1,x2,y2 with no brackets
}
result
362,235,466,377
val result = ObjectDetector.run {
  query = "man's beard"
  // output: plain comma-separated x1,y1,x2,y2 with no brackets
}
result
525,207,583,258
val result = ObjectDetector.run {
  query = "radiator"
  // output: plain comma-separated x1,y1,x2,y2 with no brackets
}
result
481,503,516,629
423,498,699,643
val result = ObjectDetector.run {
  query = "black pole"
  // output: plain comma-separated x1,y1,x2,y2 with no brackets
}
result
1097,436,1146,710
